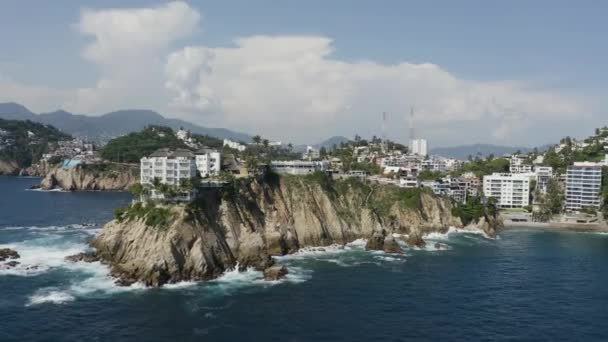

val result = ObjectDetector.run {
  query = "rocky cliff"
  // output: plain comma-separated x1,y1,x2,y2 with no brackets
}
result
0,160,19,175
40,163,138,191
91,174,490,287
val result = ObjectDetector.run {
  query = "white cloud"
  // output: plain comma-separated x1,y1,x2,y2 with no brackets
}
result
165,35,587,143
63,1,200,113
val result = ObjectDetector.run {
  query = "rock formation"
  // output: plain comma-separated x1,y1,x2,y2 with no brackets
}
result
91,174,466,287
0,160,19,176
263,265,289,281
0,248,20,261
40,163,138,191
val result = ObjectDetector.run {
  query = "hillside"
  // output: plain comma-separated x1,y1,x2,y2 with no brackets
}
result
0,118,71,173
431,143,551,160
0,102,251,144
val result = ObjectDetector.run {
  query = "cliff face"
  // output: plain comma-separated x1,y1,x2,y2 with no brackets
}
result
92,175,469,286
40,164,138,191
0,160,19,175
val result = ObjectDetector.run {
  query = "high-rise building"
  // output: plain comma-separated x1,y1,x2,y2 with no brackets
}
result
483,173,531,208
409,138,428,156
565,162,603,211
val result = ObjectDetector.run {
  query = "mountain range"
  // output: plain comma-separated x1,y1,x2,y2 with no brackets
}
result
0,102,252,144
430,143,552,160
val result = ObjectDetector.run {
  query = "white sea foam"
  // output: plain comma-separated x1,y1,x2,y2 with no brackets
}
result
25,187,68,192
26,289,75,306
423,226,489,241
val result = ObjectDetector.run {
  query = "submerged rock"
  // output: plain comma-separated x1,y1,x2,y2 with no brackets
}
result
5,261,20,268
365,232,385,251
0,248,20,261
405,233,426,248
65,251,100,263
263,265,289,281
383,236,404,254
434,242,449,250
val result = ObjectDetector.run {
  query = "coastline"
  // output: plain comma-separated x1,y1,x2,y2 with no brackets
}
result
503,221,608,233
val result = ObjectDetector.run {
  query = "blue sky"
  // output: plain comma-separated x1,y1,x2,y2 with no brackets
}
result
0,1,605,146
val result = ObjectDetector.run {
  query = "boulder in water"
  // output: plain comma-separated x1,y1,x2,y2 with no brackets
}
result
383,236,404,254
405,234,426,248
65,251,100,263
263,265,289,281
5,261,20,268
434,242,448,250
0,248,20,261
365,232,385,251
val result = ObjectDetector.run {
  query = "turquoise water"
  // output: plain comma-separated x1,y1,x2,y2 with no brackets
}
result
1,176,608,341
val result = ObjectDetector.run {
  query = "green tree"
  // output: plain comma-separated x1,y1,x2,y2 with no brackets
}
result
252,135,262,144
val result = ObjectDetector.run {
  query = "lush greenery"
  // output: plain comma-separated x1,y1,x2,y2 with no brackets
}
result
100,126,188,163
452,157,510,178
532,178,564,222
602,167,608,219
0,119,71,167
418,170,444,181
451,196,497,226
113,201,175,230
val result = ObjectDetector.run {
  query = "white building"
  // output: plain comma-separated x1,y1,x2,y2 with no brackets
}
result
399,176,420,188
140,148,198,201
565,162,603,211
510,155,533,173
409,138,428,156
223,139,246,152
534,166,553,194
271,160,329,175
302,146,320,160
140,148,197,186
195,148,221,177
483,173,531,209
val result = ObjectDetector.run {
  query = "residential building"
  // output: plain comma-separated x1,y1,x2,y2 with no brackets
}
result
140,148,197,186
534,166,553,194
409,138,428,156
271,160,329,175
223,139,247,152
302,146,320,160
510,155,533,173
195,148,221,177
483,173,531,209
399,176,420,188
565,162,603,211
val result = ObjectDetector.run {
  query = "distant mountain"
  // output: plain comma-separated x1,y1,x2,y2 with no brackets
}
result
431,143,552,160
0,103,251,144
314,136,350,150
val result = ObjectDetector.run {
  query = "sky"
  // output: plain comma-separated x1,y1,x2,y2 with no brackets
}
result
0,0,606,147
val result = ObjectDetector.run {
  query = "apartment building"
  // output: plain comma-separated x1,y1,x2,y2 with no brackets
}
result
271,160,329,175
409,138,428,156
509,155,533,173
534,166,553,194
483,173,531,208
140,148,197,186
195,148,221,177
565,162,603,211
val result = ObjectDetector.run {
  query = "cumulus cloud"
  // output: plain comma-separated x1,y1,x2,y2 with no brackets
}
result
164,35,587,143
63,1,200,113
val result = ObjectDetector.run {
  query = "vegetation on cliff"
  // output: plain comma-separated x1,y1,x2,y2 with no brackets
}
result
0,119,71,168
100,126,188,163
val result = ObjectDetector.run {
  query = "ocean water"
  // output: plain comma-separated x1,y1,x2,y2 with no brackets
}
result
1,177,608,341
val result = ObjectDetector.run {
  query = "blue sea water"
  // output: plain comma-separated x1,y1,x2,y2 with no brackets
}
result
1,176,608,342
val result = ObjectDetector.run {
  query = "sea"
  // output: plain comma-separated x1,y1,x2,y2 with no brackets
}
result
1,176,608,342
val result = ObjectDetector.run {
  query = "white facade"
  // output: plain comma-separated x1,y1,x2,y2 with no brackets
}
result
510,155,533,173
409,139,428,156
195,149,221,177
271,160,328,175
223,139,246,152
534,166,553,194
565,162,603,211
483,173,531,208
399,176,420,188
140,149,197,186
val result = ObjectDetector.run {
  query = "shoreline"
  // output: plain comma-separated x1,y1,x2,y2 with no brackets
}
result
503,221,608,233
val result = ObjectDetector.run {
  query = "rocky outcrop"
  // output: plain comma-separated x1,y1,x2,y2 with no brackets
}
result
0,248,20,261
466,213,504,238
92,175,463,287
382,236,404,254
65,251,100,263
263,265,289,281
0,160,20,176
19,161,52,177
40,163,138,191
